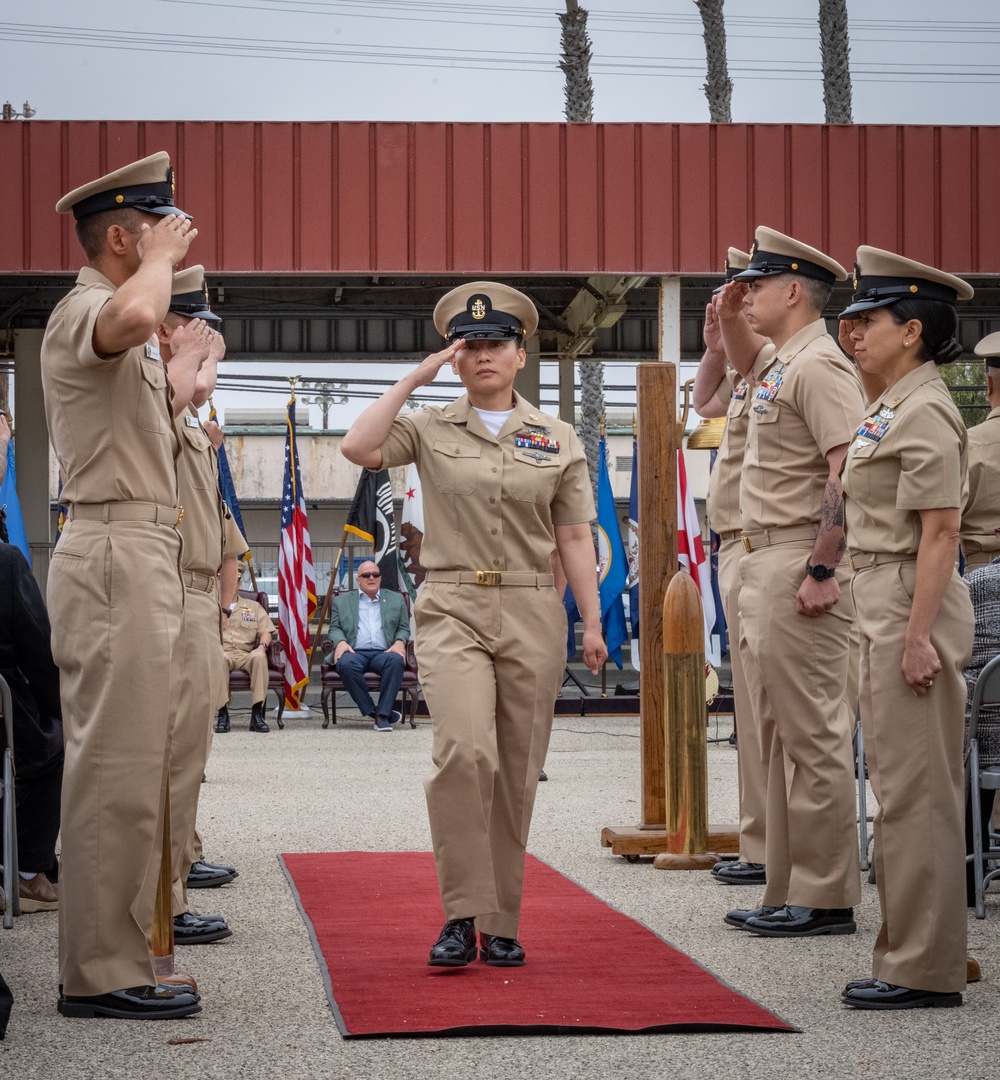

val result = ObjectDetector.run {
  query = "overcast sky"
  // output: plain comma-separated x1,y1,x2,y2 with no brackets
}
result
4,0,999,427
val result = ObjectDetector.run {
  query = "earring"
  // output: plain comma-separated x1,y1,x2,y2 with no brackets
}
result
903,340,910,347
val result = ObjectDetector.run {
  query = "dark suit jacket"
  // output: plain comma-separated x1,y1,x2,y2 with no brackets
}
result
0,544,63,776
329,589,409,651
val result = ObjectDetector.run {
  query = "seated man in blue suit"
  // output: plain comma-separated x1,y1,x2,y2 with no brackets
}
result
328,560,410,731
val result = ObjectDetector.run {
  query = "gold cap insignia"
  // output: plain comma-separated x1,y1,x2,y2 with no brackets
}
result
115,194,124,204
910,284,918,293
471,298,486,320
852,264,859,289
791,262,798,270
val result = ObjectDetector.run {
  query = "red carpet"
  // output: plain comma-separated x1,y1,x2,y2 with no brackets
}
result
280,851,797,1039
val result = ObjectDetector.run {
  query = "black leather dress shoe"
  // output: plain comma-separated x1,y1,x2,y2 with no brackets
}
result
841,981,962,1010
711,861,766,885
186,861,238,889
214,705,231,733
744,905,856,937
428,918,477,966
249,703,270,733
723,904,778,929
58,984,202,1019
480,933,526,967
173,912,233,945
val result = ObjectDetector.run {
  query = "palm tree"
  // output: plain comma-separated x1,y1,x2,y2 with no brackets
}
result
695,0,733,123
560,0,602,497
818,0,853,123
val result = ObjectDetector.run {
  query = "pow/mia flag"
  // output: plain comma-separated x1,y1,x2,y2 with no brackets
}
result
345,469,399,591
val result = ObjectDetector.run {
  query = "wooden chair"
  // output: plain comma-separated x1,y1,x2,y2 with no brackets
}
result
226,589,288,729
319,637,420,729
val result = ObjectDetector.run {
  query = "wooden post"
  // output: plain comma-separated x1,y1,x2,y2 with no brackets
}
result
653,571,718,870
151,788,198,993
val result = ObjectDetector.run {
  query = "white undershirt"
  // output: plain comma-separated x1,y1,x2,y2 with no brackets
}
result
473,407,514,437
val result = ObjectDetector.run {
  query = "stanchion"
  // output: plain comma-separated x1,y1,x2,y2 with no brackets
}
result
653,571,720,870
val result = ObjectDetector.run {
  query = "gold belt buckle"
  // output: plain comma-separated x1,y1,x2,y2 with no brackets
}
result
475,570,502,586
848,552,857,571
740,535,753,554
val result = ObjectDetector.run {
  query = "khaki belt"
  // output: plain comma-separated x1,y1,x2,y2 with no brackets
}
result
69,501,184,527
717,529,743,543
182,569,218,594
740,524,818,554
425,570,555,588
848,551,917,571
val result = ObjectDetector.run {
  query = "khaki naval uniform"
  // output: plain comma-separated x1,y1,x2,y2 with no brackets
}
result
961,406,1000,571
378,391,594,939
843,362,973,992
706,346,774,864
41,267,185,997
738,319,864,910
170,405,247,915
222,597,276,704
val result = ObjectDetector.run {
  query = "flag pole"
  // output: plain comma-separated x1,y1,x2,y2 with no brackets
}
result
307,528,350,678
209,394,258,592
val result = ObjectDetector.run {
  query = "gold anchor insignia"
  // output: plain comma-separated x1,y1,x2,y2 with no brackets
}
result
169,167,176,196
852,265,859,289
203,283,210,304
750,239,758,257
471,298,487,320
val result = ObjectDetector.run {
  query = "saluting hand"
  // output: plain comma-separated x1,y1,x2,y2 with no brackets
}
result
203,419,224,450
136,213,198,267
207,327,227,364
168,318,212,368
409,339,465,388
703,299,723,355
713,281,747,322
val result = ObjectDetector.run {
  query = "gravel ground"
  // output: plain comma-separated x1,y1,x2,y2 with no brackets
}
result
1,694,996,1080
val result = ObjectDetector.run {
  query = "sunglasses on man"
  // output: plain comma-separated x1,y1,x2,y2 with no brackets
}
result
359,572,381,579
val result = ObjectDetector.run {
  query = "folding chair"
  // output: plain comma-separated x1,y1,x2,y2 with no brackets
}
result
0,673,19,928
855,714,874,873
965,653,1000,920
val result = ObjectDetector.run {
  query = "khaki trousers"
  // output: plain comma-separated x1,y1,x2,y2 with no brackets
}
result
718,538,766,864
739,539,861,909
170,587,226,915
852,561,973,993
48,519,183,996
225,648,268,704
414,581,565,939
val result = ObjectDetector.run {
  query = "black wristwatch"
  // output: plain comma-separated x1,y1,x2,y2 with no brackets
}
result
805,562,837,582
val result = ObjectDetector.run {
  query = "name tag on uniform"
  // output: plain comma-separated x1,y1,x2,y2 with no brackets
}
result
145,342,161,361
732,380,748,401
754,362,787,403
185,414,201,428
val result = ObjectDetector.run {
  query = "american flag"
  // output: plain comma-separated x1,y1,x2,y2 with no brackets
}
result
278,397,316,709
677,446,720,665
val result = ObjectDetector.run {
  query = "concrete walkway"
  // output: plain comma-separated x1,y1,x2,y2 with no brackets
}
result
1,700,996,1079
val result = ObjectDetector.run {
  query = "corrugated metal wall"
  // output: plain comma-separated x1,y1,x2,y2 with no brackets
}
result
3,121,999,275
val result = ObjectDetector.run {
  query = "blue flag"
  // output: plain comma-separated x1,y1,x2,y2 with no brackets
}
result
0,439,30,565
208,404,250,558
597,436,628,669
627,436,639,641
563,581,581,661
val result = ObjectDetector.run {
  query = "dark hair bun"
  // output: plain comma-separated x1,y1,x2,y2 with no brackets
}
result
931,337,963,365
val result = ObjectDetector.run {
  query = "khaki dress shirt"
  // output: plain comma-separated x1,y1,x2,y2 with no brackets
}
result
378,392,595,572
961,407,1000,558
741,320,865,533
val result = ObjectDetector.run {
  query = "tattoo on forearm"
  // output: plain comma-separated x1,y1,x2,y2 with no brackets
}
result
820,480,845,532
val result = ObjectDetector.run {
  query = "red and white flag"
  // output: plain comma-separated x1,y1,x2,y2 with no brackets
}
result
278,397,317,709
677,447,720,665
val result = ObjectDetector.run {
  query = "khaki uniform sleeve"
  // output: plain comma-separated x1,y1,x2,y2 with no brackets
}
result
65,287,129,369
377,411,427,470
255,601,277,639
797,352,865,456
896,397,965,511
550,427,596,526
221,506,248,561
713,369,738,414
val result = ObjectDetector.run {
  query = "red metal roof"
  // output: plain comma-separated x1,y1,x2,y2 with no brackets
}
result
3,121,999,276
